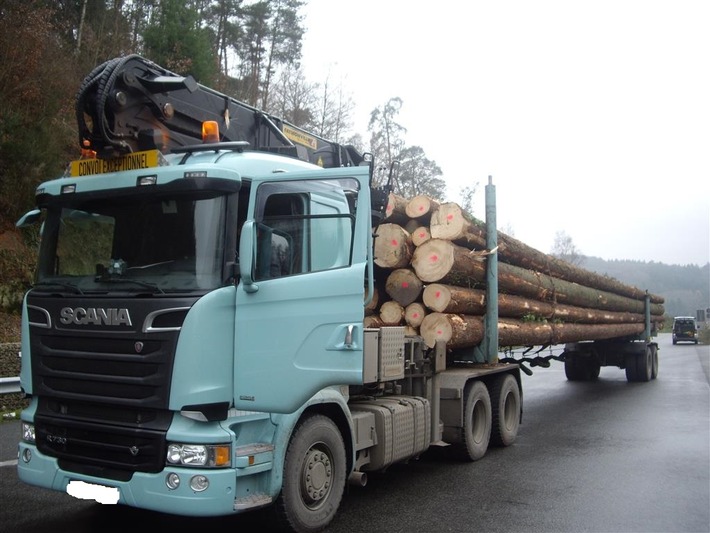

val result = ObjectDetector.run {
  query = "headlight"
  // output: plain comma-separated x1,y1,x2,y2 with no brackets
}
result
166,443,231,468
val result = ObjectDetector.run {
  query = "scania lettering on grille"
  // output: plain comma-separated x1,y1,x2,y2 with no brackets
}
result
59,307,132,326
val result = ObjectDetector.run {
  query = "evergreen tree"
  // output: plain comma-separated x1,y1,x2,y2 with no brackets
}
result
143,0,218,84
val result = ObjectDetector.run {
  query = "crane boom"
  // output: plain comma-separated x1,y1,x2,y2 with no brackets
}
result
76,54,363,168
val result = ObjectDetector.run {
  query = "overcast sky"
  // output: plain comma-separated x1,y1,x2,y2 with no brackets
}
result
300,0,709,267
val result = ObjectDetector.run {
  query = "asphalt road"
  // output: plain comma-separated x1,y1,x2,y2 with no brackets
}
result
1,332,708,532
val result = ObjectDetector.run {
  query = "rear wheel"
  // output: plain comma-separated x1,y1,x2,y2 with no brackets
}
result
450,380,491,461
275,414,346,533
650,345,659,379
490,374,521,447
625,354,638,382
565,354,600,381
639,346,653,382
625,348,653,383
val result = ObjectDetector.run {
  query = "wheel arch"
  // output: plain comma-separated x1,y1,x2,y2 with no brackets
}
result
439,366,523,432
269,389,355,493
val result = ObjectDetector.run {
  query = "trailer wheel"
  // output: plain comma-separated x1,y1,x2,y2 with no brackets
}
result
565,355,599,381
275,414,346,533
490,374,521,447
451,380,491,461
625,354,638,382
650,345,659,379
625,349,652,383
639,346,653,382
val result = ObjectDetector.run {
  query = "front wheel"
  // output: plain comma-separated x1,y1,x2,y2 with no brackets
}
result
275,414,346,533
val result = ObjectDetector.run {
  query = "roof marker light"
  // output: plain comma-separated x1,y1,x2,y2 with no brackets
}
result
202,121,219,143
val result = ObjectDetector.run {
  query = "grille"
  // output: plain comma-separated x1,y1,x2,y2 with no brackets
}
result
31,332,176,409
26,295,197,474
35,412,170,476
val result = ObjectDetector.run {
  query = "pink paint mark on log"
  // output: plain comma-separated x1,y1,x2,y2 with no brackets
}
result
430,255,438,262
391,239,398,246
401,282,409,288
435,291,441,298
447,214,453,220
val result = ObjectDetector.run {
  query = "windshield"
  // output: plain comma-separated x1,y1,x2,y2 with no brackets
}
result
35,192,228,293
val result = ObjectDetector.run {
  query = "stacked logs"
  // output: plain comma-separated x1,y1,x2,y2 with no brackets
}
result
367,193,666,350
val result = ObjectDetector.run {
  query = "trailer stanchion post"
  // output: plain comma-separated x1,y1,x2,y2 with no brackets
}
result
484,176,499,363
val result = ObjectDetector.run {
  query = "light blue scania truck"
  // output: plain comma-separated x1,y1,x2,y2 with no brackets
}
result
15,55,660,533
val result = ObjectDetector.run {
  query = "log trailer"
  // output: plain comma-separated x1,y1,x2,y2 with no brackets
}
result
15,55,660,532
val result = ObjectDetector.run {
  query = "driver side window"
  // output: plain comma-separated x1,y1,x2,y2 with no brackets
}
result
253,179,356,281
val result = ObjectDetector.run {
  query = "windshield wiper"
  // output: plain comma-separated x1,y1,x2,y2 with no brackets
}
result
33,280,84,295
98,277,165,294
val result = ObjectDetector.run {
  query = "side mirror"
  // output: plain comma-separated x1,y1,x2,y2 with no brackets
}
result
238,220,258,293
16,209,41,228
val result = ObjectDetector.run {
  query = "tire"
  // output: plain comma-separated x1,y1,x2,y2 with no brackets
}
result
625,354,638,382
626,349,652,383
450,380,492,461
639,347,653,382
490,374,521,447
275,414,346,533
564,355,585,381
565,355,599,381
650,345,659,380
587,359,601,380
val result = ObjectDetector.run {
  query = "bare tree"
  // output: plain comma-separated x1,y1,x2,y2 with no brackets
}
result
458,184,479,219
551,230,584,265
267,65,317,126
368,97,407,187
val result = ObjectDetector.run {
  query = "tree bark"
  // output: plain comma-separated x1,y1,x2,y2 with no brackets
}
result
429,202,664,304
383,192,409,224
364,284,380,316
413,239,664,315
364,316,386,328
420,313,646,349
422,283,655,324
411,238,488,285
420,313,484,349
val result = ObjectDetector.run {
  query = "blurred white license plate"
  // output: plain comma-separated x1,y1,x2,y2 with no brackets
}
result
67,480,120,504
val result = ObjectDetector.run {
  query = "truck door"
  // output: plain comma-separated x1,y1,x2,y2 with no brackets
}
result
234,174,367,413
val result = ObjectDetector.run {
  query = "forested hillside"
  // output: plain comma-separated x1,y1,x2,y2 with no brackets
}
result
580,257,709,319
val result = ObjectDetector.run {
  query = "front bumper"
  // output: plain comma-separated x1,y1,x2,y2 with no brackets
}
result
17,442,272,516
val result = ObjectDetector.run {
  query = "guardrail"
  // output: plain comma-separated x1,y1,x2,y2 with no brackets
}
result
0,376,21,394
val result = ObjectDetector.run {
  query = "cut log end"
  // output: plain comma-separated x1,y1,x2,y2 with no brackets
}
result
411,239,455,282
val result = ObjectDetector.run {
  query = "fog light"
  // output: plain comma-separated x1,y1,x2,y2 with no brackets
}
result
190,475,209,492
166,473,180,490
22,448,32,463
